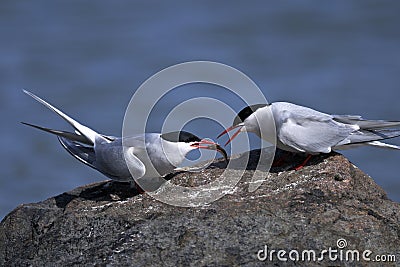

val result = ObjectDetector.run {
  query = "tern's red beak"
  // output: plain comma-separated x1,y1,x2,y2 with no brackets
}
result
217,124,243,146
190,139,228,161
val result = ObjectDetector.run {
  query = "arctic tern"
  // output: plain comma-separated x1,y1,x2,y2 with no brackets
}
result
22,90,227,191
218,102,400,169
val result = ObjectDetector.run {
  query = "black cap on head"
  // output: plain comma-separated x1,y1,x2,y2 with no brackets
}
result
233,104,268,126
160,131,201,143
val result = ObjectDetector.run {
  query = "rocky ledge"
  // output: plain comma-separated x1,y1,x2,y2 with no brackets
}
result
0,150,399,266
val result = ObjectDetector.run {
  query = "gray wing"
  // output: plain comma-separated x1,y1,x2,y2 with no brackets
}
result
94,138,146,181
333,115,400,146
278,111,357,153
278,114,357,153
58,136,97,169
57,135,117,168
59,136,145,182
333,115,400,129
23,122,91,145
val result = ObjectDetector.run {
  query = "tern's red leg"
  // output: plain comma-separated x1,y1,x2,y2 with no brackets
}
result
294,154,313,171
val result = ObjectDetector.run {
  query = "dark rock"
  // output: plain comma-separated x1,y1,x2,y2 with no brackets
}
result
1,150,399,266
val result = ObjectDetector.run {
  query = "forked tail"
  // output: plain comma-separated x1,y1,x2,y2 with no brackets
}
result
22,90,109,145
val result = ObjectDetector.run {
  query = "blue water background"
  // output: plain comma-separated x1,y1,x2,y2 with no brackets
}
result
1,1,400,220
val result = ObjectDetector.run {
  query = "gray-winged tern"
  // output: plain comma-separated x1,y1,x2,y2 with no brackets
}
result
219,102,400,169
22,90,227,191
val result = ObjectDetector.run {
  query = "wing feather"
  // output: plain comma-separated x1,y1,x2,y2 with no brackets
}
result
273,103,357,153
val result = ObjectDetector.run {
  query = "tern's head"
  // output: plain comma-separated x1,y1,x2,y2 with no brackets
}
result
217,104,268,146
160,131,228,161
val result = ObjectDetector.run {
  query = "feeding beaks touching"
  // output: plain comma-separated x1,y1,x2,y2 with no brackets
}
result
190,139,228,162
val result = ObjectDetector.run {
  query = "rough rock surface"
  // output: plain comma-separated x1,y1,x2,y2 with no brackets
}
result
1,150,399,266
